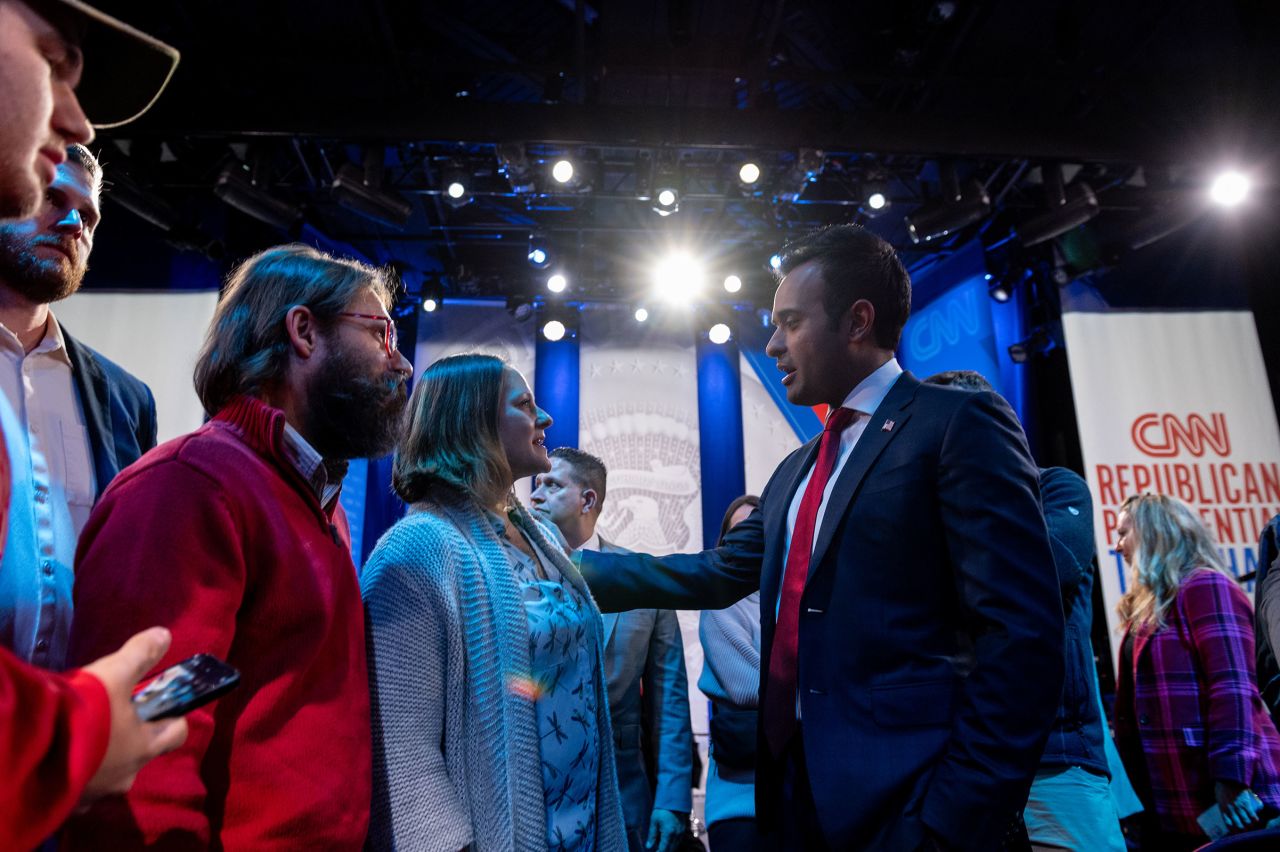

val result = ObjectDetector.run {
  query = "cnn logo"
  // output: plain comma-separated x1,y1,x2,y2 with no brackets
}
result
1130,412,1231,458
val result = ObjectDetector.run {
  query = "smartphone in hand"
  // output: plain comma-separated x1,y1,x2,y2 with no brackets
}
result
132,653,240,721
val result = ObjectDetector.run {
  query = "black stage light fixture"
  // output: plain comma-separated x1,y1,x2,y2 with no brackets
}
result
214,162,302,230
774,148,825,204
497,142,536,194
506,295,535,323
332,162,413,228
652,186,680,216
1123,205,1202,251
106,172,179,233
1016,164,1100,247
1007,326,1056,363
420,276,443,313
905,162,990,244
860,178,890,217
441,163,474,209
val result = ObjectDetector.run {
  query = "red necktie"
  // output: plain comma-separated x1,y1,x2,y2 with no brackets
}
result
764,406,858,756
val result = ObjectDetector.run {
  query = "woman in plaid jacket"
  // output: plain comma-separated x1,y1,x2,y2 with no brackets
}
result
1114,493,1280,849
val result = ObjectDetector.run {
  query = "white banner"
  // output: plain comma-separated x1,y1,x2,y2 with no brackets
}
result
740,351,802,497
55,291,219,442
1063,310,1280,657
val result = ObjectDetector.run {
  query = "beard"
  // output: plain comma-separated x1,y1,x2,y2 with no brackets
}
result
301,346,409,461
0,227,87,304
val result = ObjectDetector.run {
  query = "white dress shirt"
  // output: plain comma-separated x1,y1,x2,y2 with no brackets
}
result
0,312,96,670
781,357,904,603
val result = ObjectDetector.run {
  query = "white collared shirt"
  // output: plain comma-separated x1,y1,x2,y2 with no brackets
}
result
0,311,96,670
781,357,904,591
578,530,602,554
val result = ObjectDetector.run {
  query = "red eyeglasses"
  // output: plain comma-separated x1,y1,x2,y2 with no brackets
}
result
337,312,399,357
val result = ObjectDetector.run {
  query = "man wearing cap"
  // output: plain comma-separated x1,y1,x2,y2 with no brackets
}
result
0,1,182,846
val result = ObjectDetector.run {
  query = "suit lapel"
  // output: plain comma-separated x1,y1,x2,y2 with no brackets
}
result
761,438,820,620
62,330,117,499
806,373,918,582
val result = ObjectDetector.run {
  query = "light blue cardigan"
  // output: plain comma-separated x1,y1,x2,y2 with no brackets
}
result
361,486,627,851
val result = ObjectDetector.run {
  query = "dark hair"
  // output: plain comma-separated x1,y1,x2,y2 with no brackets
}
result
549,447,608,512
718,494,760,545
777,225,911,349
923,369,994,393
393,353,512,504
64,144,102,187
193,244,394,415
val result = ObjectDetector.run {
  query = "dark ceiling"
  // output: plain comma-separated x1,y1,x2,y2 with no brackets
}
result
84,0,1280,311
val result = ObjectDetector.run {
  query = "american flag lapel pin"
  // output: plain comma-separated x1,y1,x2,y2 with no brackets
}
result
882,419,895,432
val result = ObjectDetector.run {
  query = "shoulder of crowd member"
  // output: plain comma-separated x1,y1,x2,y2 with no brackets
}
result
361,511,473,594
1180,568,1252,619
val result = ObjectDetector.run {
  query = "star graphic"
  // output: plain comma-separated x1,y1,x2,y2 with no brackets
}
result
631,358,645,373
590,363,603,377
610,359,623,374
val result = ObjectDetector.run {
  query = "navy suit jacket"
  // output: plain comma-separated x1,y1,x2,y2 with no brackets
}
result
62,326,157,498
581,371,1064,850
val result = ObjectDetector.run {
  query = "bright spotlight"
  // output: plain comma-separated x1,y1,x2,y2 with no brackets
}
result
422,298,439,313
769,254,782,271
1210,171,1250,207
529,247,548,266
652,254,705,304
653,187,680,216
446,181,466,199
552,159,575,184
738,162,761,185
547,273,568,293
634,307,649,322
542,320,566,342
708,323,731,344
867,191,887,210
723,274,743,293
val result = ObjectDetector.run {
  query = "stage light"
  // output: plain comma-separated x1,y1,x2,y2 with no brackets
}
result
769,254,782,270
738,162,761,185
1016,165,1099,247
214,163,302,231
1007,327,1056,363
506,296,535,323
332,162,413,228
708,323,732,345
635,307,649,322
653,187,680,216
905,178,990,244
652,254,704,304
988,282,1012,303
723,274,743,294
447,181,466,199
422,298,438,313
543,320,566,342
1210,171,1250,207
528,235,551,268
547,273,568,293
867,192,887,210
496,142,535,194
552,159,575,184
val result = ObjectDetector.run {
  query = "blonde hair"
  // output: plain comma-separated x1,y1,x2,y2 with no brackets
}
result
1116,493,1229,630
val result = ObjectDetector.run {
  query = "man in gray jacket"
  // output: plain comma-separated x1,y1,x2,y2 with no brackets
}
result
532,447,694,852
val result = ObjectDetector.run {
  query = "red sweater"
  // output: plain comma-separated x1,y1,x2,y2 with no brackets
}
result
63,396,371,850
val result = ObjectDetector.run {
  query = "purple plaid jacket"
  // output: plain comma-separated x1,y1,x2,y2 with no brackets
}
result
1115,569,1280,835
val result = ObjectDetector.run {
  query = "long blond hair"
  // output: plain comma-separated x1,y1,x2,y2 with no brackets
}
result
1116,493,1229,630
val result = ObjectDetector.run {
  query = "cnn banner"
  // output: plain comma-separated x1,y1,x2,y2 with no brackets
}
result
1062,310,1280,657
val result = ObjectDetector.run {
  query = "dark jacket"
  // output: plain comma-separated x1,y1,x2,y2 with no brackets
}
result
1036,466,1109,776
582,372,1065,851
62,325,157,496
1254,514,1280,724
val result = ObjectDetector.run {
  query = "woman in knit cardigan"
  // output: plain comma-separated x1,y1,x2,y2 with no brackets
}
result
1113,493,1280,849
362,353,626,851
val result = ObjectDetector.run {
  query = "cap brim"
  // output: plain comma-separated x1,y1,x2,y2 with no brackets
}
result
56,0,180,129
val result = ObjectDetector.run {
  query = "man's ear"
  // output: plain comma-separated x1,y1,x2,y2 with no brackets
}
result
847,299,876,344
284,305,321,359
581,488,599,515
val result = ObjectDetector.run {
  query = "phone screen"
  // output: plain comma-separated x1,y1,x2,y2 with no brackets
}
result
132,653,241,721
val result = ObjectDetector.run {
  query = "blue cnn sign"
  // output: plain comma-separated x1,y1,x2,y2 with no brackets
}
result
899,276,1001,387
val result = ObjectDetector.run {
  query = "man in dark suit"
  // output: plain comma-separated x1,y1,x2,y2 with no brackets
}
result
532,447,694,852
577,225,1065,851
0,143,156,670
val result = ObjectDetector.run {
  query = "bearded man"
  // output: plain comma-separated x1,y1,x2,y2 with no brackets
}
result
0,144,157,672
63,243,413,849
